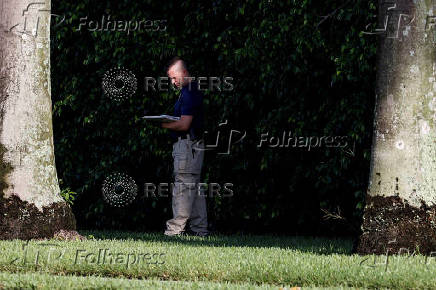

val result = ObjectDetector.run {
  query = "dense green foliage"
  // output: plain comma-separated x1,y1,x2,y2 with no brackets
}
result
51,0,377,235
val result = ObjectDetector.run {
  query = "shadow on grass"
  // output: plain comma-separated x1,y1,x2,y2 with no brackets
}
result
79,230,353,255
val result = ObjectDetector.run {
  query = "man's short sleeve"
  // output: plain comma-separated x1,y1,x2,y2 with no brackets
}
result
180,90,195,115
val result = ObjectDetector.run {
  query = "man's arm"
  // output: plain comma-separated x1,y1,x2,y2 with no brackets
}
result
161,115,193,131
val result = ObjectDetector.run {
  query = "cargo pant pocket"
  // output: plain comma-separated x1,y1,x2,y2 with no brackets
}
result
173,151,190,174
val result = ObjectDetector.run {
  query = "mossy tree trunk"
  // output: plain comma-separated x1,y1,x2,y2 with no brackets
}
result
357,0,436,254
0,0,76,239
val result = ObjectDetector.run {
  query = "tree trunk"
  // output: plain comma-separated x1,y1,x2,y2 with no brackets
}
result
0,0,76,239
357,0,436,254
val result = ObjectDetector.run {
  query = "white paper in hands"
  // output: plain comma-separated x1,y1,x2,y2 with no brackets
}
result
141,115,180,122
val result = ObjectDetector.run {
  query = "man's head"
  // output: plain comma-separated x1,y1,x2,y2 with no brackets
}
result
166,57,190,89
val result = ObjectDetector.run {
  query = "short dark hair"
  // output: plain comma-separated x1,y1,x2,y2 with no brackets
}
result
166,56,187,72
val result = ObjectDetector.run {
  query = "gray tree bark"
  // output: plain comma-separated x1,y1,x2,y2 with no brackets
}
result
0,0,76,239
357,0,436,254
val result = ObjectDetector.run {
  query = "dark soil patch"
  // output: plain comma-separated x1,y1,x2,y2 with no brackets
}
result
357,195,436,255
0,195,76,240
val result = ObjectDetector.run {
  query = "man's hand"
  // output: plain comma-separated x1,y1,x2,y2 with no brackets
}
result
161,115,193,131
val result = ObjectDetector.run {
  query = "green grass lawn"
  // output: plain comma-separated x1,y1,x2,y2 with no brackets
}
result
0,231,434,289
0,272,280,289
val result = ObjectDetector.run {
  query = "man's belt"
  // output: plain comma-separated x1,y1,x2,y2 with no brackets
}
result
177,133,204,142
179,134,197,141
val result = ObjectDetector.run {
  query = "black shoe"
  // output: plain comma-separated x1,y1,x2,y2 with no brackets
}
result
183,229,195,236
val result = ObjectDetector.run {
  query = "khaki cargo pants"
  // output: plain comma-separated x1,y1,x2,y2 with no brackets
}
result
164,136,208,235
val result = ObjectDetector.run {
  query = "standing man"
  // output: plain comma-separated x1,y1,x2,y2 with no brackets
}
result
161,57,209,237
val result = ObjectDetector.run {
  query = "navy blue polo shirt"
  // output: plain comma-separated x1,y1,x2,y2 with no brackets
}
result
170,81,204,141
